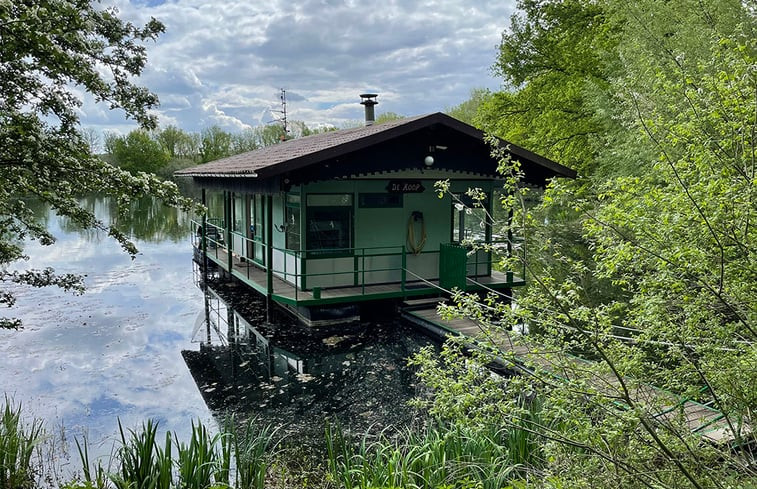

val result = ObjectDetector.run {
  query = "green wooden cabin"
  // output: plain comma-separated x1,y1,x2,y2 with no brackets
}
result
176,111,575,325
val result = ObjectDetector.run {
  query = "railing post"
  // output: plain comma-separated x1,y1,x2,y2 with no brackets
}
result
361,248,366,295
401,246,407,294
266,195,273,295
301,249,307,291
225,191,233,274
201,189,208,277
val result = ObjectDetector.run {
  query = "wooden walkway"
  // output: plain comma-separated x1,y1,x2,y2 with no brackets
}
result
401,303,742,445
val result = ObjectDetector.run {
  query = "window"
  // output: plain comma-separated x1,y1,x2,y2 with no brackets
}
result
306,194,353,255
358,193,403,208
232,193,245,233
452,194,489,243
252,195,263,241
285,196,301,251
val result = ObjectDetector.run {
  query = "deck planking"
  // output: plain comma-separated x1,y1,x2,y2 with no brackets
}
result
402,306,744,445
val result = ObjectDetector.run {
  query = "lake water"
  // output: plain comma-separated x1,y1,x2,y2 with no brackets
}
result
0,196,435,467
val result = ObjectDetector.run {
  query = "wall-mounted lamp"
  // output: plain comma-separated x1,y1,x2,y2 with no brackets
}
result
424,144,447,167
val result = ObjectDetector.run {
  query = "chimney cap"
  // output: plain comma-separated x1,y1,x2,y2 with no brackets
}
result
359,93,378,105
359,93,378,126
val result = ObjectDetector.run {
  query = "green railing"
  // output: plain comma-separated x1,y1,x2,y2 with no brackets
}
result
192,219,522,301
264,244,440,301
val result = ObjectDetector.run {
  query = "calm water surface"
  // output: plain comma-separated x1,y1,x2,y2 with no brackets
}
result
0,196,433,463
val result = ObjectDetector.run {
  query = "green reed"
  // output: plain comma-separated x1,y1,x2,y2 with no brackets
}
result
110,419,173,489
324,421,532,489
226,417,279,489
0,397,44,489
73,417,280,489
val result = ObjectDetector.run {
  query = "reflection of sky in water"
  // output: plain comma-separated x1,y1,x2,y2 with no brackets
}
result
0,198,435,463
0,201,211,459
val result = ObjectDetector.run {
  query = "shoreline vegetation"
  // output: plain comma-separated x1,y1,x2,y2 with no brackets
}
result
2,397,545,489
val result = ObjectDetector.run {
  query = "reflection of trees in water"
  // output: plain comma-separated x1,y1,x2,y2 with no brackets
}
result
49,194,196,243
184,281,433,448
19,197,52,231
111,195,194,243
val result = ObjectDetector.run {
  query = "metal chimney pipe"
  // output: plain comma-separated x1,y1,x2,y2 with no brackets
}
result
359,93,378,126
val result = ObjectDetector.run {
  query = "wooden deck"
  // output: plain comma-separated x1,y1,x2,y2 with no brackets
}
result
202,246,523,306
402,305,744,445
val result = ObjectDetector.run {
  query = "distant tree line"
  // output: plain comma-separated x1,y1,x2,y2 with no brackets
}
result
102,121,336,179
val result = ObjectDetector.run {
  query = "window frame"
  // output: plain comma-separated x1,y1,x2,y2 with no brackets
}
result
305,193,354,258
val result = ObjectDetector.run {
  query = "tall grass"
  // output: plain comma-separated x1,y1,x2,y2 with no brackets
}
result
3,397,542,489
175,421,225,489
226,417,279,489
74,417,279,489
325,420,539,489
0,397,44,489
111,419,173,489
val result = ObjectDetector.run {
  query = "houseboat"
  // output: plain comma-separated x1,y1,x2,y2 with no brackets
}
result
176,95,576,326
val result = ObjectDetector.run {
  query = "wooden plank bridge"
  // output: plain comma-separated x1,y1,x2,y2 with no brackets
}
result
401,300,746,446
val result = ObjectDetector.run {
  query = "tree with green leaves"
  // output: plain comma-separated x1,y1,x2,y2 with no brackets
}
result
478,0,619,176
0,1,197,329
156,125,201,160
105,129,170,174
418,0,756,487
445,88,492,126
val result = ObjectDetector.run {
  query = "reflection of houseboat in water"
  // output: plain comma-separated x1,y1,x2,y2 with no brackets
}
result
182,275,434,438
177,96,575,326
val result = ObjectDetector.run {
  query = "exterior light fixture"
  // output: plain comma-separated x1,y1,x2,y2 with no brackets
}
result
424,155,434,167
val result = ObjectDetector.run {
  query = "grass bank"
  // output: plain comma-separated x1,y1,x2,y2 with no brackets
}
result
1,397,540,489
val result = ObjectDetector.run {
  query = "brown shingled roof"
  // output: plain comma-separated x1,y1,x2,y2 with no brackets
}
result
174,112,576,180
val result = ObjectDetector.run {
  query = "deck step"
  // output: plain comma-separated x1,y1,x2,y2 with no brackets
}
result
401,297,447,311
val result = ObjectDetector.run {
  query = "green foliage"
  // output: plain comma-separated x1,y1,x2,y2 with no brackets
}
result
374,112,405,125
175,421,228,489
417,0,757,487
478,0,619,176
70,417,280,489
0,0,200,329
200,126,234,163
105,130,170,174
444,88,492,127
155,125,201,160
112,419,173,489
325,421,531,489
0,397,44,489
227,417,279,489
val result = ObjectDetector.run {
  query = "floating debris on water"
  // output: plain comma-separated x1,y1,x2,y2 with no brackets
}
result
296,373,314,382
322,335,349,346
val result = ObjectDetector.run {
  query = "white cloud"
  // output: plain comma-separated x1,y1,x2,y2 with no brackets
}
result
85,0,515,134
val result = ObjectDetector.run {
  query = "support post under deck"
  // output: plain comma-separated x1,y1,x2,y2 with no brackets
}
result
225,191,233,274
265,194,274,323
201,188,208,278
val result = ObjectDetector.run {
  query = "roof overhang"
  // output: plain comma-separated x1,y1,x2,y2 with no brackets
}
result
174,113,577,185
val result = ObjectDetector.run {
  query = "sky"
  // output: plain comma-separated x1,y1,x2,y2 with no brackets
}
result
85,0,517,138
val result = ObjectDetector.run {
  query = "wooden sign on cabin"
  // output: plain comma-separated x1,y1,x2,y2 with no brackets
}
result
386,180,425,193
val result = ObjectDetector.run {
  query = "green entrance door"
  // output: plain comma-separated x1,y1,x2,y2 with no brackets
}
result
439,243,467,290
